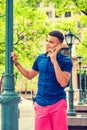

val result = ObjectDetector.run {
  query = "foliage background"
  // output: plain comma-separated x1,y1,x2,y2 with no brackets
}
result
0,0,87,91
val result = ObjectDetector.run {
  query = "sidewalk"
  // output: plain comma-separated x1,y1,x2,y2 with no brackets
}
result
19,98,35,130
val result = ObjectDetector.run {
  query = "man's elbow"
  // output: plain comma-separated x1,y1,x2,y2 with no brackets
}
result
60,81,69,87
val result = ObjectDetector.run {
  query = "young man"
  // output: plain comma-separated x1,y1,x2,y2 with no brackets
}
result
11,30,73,130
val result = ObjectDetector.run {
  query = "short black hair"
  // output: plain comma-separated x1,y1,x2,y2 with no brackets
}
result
49,30,64,43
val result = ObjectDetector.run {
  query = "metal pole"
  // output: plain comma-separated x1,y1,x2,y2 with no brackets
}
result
78,63,83,105
68,45,76,116
0,0,20,130
84,69,87,101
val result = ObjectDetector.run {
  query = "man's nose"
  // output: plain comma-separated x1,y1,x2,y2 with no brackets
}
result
46,41,50,46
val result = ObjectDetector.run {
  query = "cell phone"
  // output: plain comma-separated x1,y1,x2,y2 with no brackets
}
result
52,44,61,52
47,44,61,56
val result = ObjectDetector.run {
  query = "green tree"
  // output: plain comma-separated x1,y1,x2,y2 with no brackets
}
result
0,0,5,73
0,0,87,92
0,0,52,74
0,0,87,74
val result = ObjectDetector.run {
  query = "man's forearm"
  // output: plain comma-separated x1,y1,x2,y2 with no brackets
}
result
14,62,29,79
53,61,70,87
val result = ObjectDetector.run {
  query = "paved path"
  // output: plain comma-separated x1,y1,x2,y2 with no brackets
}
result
19,98,35,130
0,98,35,130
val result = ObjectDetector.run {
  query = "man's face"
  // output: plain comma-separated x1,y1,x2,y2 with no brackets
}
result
46,35,61,52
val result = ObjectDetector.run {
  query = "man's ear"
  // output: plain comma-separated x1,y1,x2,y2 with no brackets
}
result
53,43,62,52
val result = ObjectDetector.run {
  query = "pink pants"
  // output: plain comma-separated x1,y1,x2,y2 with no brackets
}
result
34,99,68,130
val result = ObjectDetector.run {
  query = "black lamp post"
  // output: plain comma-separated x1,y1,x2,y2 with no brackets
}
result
65,29,76,116
77,56,83,105
83,66,87,101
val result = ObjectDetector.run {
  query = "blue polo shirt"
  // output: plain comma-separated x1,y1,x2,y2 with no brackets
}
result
32,52,73,106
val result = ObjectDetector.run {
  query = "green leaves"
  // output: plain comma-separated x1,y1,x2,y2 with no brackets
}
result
0,0,87,74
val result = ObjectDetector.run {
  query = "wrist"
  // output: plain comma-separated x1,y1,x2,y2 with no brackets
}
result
53,61,58,65
14,61,20,66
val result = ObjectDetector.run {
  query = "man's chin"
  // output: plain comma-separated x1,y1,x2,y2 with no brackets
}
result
46,49,49,53
47,48,51,52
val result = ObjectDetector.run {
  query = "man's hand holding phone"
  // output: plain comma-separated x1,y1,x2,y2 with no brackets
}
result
47,44,61,56
47,44,61,64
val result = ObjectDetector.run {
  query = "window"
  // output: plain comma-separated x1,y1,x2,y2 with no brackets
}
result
65,12,71,17
46,12,52,18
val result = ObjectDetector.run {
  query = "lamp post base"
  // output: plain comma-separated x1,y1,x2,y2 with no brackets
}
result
0,90,21,130
84,90,87,101
68,87,76,116
78,89,84,105
68,109,76,116
78,101,84,105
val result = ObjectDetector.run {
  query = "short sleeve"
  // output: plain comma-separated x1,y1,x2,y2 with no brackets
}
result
62,58,73,73
32,56,39,71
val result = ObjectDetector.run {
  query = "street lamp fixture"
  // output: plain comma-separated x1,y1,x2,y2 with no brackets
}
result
77,56,83,105
77,56,83,65
83,66,87,101
65,29,75,47
65,29,76,116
